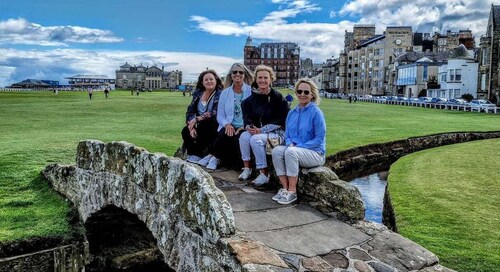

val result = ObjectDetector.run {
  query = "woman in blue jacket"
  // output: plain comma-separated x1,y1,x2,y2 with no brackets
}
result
196,63,253,169
271,78,326,205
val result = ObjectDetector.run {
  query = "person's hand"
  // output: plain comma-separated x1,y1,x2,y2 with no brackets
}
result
235,127,244,135
247,126,261,135
188,118,197,131
225,124,235,137
189,128,197,138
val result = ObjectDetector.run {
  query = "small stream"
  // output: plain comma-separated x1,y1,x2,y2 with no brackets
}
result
349,171,388,223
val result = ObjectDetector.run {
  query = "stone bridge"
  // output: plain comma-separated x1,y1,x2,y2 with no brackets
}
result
39,139,457,272
42,140,239,271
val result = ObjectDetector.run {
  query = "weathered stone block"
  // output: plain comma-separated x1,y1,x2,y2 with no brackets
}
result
298,166,365,220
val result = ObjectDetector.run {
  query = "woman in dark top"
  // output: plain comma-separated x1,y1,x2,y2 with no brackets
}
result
182,69,223,163
238,65,289,185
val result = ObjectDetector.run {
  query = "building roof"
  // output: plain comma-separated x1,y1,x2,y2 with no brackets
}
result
66,75,110,79
245,36,253,47
120,62,132,68
358,35,385,48
449,44,474,59
395,51,450,64
12,79,50,86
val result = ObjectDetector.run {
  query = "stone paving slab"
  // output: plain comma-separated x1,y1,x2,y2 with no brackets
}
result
227,192,283,212
247,218,370,257
234,204,328,232
209,168,247,185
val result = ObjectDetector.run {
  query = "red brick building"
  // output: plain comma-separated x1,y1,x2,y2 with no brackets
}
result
244,36,300,86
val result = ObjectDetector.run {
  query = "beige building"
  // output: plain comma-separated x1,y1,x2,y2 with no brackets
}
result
342,26,413,95
116,62,182,90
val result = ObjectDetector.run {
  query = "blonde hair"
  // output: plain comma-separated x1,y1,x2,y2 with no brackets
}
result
294,78,321,105
252,65,276,86
224,63,254,88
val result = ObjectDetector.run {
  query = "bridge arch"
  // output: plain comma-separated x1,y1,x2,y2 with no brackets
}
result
43,140,241,272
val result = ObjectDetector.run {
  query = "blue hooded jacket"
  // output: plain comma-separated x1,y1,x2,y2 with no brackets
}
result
285,102,326,155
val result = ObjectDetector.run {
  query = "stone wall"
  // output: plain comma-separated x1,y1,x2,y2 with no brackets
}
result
326,131,500,179
42,140,242,272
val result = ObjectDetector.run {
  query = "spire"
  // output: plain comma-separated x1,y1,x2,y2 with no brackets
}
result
245,36,253,47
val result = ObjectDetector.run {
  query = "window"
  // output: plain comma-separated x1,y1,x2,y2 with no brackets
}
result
455,69,461,81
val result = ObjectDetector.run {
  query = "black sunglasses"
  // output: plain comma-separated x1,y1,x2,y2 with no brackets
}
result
296,89,310,95
232,70,244,75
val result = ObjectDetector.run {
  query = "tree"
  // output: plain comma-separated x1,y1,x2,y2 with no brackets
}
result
461,93,473,102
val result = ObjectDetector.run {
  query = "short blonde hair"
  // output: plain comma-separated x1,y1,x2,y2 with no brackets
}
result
253,65,276,84
294,78,321,105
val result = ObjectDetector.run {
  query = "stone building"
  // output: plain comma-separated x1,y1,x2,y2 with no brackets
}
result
115,62,182,90
433,30,475,52
478,4,500,103
322,58,339,93
341,26,413,95
244,36,300,86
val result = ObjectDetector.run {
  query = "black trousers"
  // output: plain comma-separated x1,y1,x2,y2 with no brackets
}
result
210,127,243,169
181,119,218,157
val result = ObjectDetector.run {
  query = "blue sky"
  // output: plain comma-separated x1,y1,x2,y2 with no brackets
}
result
0,0,494,86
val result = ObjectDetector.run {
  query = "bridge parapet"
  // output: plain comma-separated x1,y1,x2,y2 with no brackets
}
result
43,140,240,271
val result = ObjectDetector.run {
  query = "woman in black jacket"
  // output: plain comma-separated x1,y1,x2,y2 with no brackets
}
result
182,69,223,163
238,65,289,185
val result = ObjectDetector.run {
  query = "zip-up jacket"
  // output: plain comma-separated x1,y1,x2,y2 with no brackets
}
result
242,88,289,133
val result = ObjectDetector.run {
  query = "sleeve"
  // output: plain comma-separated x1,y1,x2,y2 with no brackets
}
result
185,95,198,123
284,112,292,146
296,109,326,150
217,90,229,127
242,97,252,127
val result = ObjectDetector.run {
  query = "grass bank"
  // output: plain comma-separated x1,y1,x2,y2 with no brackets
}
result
0,90,498,270
388,138,500,271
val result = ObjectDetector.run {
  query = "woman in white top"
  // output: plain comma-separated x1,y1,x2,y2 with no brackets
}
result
197,63,253,170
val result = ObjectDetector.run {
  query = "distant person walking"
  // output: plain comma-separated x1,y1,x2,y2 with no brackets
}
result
348,96,352,103
104,88,109,99
88,88,93,100
286,93,294,107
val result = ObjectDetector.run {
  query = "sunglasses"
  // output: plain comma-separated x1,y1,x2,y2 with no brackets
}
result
296,89,310,95
232,70,244,75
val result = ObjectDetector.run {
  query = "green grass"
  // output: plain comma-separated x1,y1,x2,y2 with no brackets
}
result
0,90,499,270
388,139,500,272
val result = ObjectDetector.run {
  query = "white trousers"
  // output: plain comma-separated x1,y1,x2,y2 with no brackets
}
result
271,145,325,177
239,131,280,169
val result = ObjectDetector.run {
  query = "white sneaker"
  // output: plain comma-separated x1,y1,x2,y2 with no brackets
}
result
278,191,297,205
272,188,287,201
238,167,252,181
206,156,219,170
186,155,202,163
252,173,269,186
197,154,213,166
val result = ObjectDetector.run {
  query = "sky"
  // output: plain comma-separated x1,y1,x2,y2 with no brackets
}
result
0,0,495,87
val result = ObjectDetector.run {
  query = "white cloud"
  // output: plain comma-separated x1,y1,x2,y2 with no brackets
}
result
0,48,239,87
191,0,493,62
339,0,491,36
0,18,124,46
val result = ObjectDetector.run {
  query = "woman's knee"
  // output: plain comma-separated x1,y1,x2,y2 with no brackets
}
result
284,147,300,159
